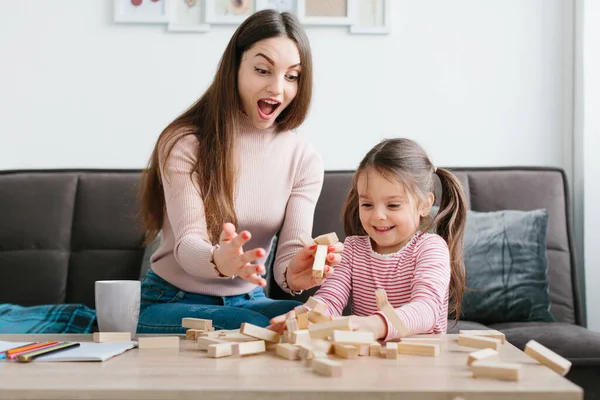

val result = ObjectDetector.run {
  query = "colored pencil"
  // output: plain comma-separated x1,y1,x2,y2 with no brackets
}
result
0,342,38,359
16,342,80,363
7,342,62,360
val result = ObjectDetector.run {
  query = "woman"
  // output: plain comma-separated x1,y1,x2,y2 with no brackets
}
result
137,9,342,333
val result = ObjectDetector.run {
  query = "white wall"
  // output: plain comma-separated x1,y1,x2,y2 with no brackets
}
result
0,0,571,172
580,0,600,332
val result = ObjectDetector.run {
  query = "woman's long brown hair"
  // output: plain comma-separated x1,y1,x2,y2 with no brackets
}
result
138,10,313,244
342,139,468,320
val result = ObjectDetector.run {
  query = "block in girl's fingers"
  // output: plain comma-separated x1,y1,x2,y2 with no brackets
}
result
313,232,339,246
312,244,328,278
299,234,316,247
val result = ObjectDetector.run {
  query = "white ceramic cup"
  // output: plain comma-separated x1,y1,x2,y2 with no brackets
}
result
95,280,141,336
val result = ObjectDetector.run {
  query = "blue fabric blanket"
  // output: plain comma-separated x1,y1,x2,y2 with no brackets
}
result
0,304,97,334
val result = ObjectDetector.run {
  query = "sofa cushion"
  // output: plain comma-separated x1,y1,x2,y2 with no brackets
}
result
455,208,555,324
447,320,492,333
0,174,77,305
490,322,600,366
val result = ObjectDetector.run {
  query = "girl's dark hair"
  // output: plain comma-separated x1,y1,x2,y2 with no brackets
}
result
139,10,313,244
342,138,468,320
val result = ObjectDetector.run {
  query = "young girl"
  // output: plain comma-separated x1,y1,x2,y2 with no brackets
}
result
270,138,467,341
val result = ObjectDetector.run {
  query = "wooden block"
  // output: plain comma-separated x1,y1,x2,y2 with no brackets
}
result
275,343,300,360
197,336,228,350
467,348,499,366
295,306,309,330
232,341,266,356
333,343,358,359
282,331,291,343
207,343,233,358
312,358,343,377
312,245,328,278
524,340,572,376
185,329,198,340
306,297,329,314
181,318,212,330
137,336,180,349
471,361,521,381
299,234,316,247
331,330,375,346
313,232,339,246
297,344,314,360
308,310,331,324
458,334,501,351
374,289,410,337
311,339,333,355
396,342,440,357
308,318,352,339
357,344,370,356
386,342,398,359
240,323,281,343
290,330,311,345
285,318,299,334
369,342,382,357
459,329,506,344
93,332,131,343
215,332,257,342
401,337,444,348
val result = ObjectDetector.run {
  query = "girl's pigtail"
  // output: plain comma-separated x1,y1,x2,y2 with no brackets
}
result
432,168,468,320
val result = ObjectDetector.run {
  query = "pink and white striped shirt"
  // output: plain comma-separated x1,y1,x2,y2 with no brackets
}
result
313,232,451,341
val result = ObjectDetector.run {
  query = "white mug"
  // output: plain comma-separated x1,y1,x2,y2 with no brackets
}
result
95,280,141,336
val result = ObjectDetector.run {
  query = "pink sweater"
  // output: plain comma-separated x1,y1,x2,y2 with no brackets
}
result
314,233,451,341
150,113,324,297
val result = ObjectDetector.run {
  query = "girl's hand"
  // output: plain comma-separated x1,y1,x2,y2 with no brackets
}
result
267,306,302,334
212,223,267,287
284,241,344,291
349,315,387,340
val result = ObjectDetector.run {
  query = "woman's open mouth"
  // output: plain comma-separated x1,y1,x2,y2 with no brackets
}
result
257,99,281,120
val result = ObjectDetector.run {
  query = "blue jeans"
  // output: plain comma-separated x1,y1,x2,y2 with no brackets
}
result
137,270,302,334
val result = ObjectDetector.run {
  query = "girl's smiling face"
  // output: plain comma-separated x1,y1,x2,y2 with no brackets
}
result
358,167,432,254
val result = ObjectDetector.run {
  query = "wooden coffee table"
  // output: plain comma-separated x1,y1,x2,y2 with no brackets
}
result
0,333,583,399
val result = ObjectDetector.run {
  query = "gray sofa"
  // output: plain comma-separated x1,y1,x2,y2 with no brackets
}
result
0,168,599,398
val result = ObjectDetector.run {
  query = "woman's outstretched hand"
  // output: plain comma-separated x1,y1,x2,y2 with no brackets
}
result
212,222,267,287
284,241,343,291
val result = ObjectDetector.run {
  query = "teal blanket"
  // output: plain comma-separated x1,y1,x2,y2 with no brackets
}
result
0,304,97,334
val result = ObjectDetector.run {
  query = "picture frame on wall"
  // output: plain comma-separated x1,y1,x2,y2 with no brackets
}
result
114,0,170,23
255,0,298,14
297,0,355,26
167,0,210,32
349,0,390,34
204,0,256,24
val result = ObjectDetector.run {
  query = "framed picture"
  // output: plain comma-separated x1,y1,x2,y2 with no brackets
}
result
349,0,389,34
255,0,298,14
114,0,170,23
167,0,210,32
297,0,355,26
204,0,256,24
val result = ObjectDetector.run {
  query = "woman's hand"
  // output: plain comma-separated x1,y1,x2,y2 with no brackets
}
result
212,223,267,287
284,241,344,291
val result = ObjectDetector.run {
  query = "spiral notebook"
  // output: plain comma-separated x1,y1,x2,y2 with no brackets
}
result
0,341,136,362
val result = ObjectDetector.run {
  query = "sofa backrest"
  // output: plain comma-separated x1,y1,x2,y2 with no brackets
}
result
0,168,582,326
0,170,144,309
